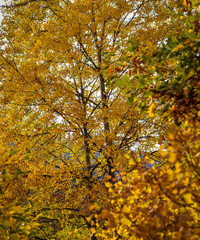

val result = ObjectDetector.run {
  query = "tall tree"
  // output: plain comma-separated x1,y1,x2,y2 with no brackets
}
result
0,0,173,239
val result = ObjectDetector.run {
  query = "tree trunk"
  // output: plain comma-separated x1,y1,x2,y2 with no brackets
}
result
99,72,115,181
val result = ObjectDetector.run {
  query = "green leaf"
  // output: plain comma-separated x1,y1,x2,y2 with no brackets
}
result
127,37,139,52
9,234,19,240
115,75,130,87
0,223,9,230
9,150,18,157
24,153,32,160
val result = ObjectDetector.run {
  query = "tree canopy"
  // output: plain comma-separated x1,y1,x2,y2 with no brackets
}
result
0,0,199,239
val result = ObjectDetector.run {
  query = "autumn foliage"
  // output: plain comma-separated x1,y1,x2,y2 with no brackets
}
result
0,0,199,239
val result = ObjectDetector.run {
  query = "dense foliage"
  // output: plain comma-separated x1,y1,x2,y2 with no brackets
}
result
0,0,199,239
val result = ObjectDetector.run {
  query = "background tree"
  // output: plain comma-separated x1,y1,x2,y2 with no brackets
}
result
97,0,199,239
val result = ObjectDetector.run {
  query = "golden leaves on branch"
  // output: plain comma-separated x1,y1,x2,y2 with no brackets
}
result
0,0,199,239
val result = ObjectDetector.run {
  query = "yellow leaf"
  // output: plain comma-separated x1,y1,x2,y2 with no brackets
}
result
90,227,96,234
159,145,167,157
172,189,178,194
25,225,31,230
173,44,184,52
121,217,131,226
161,150,167,157
183,0,187,7
184,193,193,204
125,154,130,159
118,181,122,186
148,104,155,118
89,205,97,211
175,162,182,174
167,169,174,181
10,206,24,214
129,158,135,166
108,187,113,193
111,199,115,204
122,205,131,214
86,216,92,222
31,222,40,228
169,152,176,163
168,133,175,140
129,236,137,240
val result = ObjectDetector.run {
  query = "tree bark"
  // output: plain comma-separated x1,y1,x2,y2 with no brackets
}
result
99,72,115,181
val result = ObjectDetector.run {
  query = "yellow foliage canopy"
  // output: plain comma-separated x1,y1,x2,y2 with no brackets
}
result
0,0,199,239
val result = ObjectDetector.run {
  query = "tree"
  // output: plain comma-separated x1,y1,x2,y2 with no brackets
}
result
98,0,199,239
0,0,176,239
